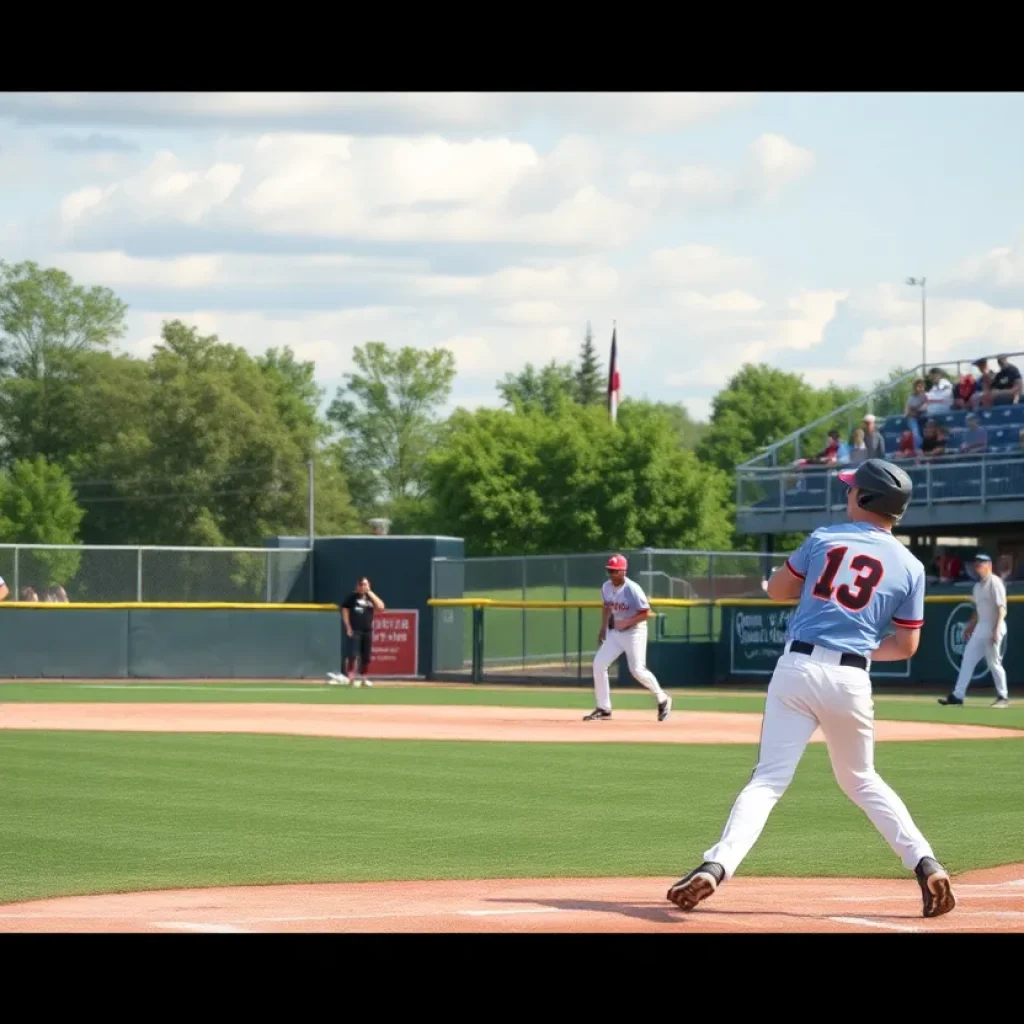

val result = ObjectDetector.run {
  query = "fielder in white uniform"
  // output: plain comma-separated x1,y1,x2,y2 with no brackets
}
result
939,553,1010,707
584,554,672,722
667,459,956,919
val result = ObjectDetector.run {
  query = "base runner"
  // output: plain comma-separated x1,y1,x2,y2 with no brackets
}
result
666,459,956,919
584,554,672,722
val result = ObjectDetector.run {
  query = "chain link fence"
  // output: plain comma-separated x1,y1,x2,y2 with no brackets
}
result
431,549,790,679
1,544,312,603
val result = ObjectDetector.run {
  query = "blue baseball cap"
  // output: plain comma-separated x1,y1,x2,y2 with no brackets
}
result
973,553,992,563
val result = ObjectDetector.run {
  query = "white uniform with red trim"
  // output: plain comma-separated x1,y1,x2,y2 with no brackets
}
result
700,521,938,880
592,576,667,711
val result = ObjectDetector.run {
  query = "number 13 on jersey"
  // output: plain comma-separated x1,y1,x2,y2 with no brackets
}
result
811,546,884,612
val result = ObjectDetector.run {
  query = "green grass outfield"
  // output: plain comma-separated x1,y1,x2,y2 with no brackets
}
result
455,588,721,666
0,682,1020,906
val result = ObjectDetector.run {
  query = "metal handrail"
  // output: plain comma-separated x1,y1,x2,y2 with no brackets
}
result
738,448,1024,476
736,350,1024,470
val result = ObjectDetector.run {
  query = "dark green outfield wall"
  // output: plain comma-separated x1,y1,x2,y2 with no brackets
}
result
629,600,1017,691
0,609,339,679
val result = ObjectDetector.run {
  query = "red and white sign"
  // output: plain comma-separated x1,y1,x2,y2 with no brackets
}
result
371,609,419,677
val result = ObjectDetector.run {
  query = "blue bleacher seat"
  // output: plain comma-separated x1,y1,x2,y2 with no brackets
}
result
983,403,1024,423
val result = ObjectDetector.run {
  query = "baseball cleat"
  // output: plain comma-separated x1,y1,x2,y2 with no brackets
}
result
915,857,956,918
362,679,374,688
938,693,963,706
666,861,725,911
991,697,1010,707
583,708,612,721
326,673,350,686
658,695,672,722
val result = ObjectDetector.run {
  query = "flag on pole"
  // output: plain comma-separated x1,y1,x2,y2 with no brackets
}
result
608,325,620,423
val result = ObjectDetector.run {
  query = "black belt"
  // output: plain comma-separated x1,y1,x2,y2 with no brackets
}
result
789,639,868,670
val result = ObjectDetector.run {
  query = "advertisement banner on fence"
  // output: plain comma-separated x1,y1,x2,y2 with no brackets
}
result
370,610,419,677
726,606,911,679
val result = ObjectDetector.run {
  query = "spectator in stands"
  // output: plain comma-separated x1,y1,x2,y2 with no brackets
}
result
861,414,885,459
933,547,964,583
983,355,1022,407
904,378,929,431
968,358,995,410
926,367,955,414
802,429,843,465
20,586,38,601
894,429,919,460
51,585,69,603
847,428,869,465
960,414,988,454
953,370,977,410
920,419,947,458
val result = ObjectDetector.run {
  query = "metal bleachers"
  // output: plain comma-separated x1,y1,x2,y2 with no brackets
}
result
734,355,1024,532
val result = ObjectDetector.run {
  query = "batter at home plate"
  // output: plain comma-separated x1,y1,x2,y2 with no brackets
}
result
584,554,671,722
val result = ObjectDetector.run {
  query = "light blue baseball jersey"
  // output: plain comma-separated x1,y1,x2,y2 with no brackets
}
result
783,522,925,658
602,577,651,626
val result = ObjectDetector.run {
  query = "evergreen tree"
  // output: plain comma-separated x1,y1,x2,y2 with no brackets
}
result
574,321,603,406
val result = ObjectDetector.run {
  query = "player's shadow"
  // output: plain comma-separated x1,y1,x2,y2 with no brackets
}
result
484,897,683,925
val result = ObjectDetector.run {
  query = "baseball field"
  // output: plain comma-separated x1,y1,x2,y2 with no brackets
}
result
1,680,1022,933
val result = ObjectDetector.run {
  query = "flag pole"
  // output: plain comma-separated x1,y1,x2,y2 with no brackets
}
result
608,320,619,425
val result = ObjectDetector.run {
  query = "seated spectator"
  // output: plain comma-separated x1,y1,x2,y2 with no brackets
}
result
953,371,977,410
893,429,919,459
933,547,963,582
848,428,869,464
904,378,929,429
799,429,843,465
925,367,954,414
996,553,1014,581
960,414,988,453
920,419,947,458
968,358,995,410
20,586,39,602
983,355,1022,407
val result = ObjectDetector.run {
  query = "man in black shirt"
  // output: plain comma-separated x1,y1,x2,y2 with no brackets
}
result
985,356,1022,407
327,577,385,687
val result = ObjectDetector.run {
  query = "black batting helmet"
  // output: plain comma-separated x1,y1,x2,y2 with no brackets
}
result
838,458,912,521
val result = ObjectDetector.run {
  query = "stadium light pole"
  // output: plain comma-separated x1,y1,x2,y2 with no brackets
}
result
906,277,926,371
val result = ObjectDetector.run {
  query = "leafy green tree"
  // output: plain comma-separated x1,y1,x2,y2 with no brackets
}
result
425,401,730,555
497,360,576,415
697,364,862,472
0,259,127,380
0,456,85,588
327,342,456,523
574,322,603,406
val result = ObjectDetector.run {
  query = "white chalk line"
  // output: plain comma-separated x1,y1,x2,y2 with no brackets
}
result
829,916,922,933
76,685,326,693
152,922,252,933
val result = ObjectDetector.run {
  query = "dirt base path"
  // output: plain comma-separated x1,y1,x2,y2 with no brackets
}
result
1,865,1022,933
2,702,1021,744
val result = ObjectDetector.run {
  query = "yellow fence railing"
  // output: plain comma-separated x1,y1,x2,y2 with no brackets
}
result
0,602,339,611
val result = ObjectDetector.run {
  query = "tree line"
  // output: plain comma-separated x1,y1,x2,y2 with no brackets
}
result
0,258,869,558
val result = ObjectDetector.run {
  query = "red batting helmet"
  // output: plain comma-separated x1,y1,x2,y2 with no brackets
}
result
606,554,628,571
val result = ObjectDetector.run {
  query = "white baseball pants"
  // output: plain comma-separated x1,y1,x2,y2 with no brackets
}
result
952,626,1009,700
592,621,666,710
703,643,936,879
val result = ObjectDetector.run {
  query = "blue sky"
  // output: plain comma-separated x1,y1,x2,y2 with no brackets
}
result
1,91,1021,421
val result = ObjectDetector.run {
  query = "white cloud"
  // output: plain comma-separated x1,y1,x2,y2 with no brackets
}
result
650,245,756,287
947,230,1024,291
628,133,815,210
679,290,766,313
59,134,644,247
